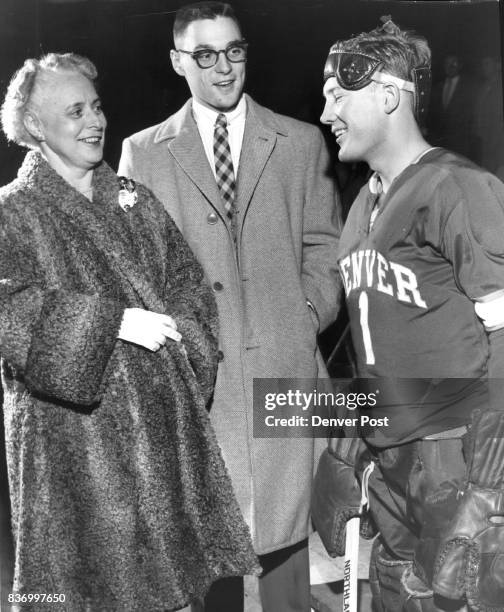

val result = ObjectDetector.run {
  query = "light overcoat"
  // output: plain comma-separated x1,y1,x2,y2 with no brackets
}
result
119,95,341,554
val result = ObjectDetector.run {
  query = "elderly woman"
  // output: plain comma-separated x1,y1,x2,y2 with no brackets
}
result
0,53,257,611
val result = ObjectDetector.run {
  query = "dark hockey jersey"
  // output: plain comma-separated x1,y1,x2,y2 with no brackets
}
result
338,148,504,445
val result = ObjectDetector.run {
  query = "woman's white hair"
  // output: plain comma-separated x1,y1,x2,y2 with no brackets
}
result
1,53,98,149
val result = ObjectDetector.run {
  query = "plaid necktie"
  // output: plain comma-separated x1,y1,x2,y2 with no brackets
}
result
214,113,237,236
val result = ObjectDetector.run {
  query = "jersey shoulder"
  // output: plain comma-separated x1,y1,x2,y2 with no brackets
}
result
417,148,504,202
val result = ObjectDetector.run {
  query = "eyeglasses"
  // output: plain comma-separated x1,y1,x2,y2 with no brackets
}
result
176,41,248,69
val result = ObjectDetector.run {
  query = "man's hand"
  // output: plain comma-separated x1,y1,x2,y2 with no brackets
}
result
118,308,182,351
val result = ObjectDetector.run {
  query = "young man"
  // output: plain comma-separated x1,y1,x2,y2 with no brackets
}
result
320,17,504,612
119,2,341,610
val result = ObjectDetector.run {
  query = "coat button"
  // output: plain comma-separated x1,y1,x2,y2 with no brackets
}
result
213,281,223,291
217,350,224,362
207,212,218,224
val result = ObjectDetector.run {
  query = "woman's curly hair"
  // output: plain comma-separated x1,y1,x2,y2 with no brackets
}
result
1,53,98,149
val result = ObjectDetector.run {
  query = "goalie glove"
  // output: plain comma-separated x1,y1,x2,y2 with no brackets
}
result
432,407,504,611
312,436,375,557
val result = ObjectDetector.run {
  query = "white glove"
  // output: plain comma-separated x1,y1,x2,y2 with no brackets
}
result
118,308,182,351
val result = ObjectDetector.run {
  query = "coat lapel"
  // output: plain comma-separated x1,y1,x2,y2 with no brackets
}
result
159,102,227,220
236,97,279,230
154,97,285,233
26,153,166,313
85,175,166,313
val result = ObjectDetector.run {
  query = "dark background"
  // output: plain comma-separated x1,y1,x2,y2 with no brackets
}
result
0,0,503,599
0,0,502,183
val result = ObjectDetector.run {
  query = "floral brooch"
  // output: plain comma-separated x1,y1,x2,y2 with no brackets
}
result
118,177,138,212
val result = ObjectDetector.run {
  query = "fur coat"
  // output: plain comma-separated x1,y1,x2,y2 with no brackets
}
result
0,151,258,611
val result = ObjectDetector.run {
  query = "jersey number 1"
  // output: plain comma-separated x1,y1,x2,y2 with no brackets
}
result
358,291,375,365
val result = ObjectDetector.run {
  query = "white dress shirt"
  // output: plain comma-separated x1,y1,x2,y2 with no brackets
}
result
192,96,247,179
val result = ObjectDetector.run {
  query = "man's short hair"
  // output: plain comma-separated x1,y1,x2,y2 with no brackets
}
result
173,2,240,43
338,18,431,81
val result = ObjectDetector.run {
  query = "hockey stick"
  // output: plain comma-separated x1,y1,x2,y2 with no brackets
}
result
343,461,375,612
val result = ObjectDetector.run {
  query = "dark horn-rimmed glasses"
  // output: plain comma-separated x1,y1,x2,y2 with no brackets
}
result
176,41,248,69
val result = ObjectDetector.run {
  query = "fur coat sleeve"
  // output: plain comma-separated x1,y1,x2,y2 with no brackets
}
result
0,216,125,405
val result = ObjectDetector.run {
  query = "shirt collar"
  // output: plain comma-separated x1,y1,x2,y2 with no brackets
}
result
192,96,247,127
368,172,384,195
